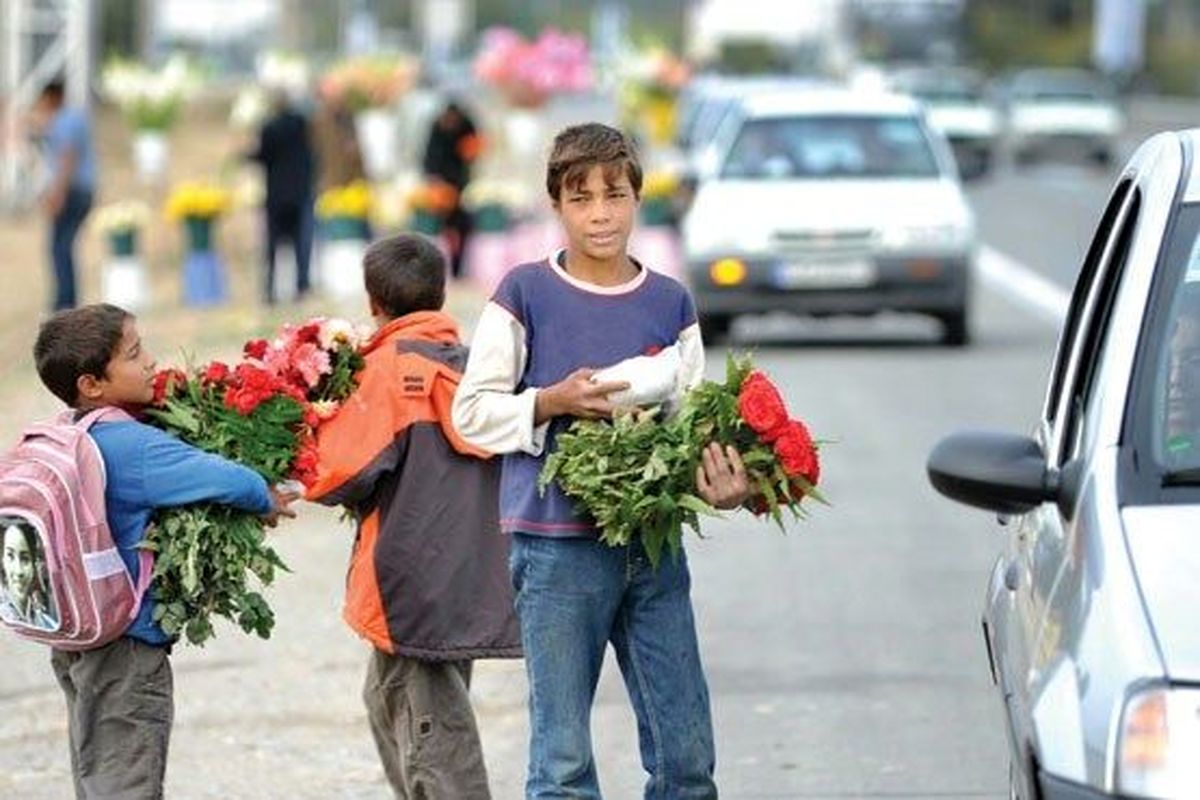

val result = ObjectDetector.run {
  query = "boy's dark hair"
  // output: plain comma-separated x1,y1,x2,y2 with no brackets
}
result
40,80,65,104
546,123,643,202
34,304,132,407
363,234,446,318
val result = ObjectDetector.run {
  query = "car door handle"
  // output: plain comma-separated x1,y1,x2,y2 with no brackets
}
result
997,513,1010,527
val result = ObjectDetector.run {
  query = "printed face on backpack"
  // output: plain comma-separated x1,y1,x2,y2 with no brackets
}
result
83,318,157,408
2,524,34,605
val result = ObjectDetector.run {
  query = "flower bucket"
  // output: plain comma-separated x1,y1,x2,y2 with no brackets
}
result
322,215,370,242
630,226,684,282
102,255,149,311
355,109,398,180
320,238,368,301
464,232,514,295
473,204,511,233
182,250,228,307
410,210,443,236
108,229,138,258
184,216,214,252
132,130,168,184
639,200,674,228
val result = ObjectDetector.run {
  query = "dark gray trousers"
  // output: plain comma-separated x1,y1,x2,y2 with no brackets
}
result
363,649,491,799
51,637,173,800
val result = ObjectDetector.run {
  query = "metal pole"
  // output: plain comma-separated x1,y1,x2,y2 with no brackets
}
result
3,0,27,208
66,0,91,108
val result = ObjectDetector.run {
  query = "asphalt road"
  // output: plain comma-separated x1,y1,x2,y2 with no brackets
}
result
2,98,1198,799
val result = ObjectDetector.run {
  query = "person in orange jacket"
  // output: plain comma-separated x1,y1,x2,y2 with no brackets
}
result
306,234,521,799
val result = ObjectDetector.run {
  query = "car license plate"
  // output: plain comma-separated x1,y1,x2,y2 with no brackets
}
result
773,260,876,289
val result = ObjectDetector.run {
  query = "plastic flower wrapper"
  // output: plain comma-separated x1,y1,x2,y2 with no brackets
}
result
540,354,825,567
141,318,366,645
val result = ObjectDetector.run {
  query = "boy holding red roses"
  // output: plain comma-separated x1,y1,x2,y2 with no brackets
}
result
453,124,750,798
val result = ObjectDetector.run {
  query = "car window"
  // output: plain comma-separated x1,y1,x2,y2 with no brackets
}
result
1043,180,1133,424
720,116,939,180
1059,192,1141,463
1155,208,1200,469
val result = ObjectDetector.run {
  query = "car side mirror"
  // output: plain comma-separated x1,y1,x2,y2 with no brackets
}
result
927,430,1056,515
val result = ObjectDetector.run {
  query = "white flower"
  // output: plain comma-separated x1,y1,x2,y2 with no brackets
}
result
311,400,341,420
229,87,269,130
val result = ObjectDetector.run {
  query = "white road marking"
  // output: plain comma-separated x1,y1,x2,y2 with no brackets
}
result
977,245,1070,326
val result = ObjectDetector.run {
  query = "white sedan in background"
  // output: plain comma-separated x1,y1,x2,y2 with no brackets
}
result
683,89,976,345
1001,68,1124,166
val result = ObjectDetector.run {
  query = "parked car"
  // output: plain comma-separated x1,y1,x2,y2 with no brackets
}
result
927,130,1200,799
1000,68,1123,166
682,88,976,345
889,66,1000,179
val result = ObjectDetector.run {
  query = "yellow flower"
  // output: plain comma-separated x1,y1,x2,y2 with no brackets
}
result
165,182,232,221
641,170,680,200
93,200,151,233
316,181,373,219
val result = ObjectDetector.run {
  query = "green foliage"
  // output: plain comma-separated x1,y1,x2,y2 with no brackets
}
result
143,506,288,645
540,354,821,568
141,374,300,646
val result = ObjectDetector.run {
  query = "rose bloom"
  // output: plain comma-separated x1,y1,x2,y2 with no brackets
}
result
243,339,270,361
151,368,188,405
202,361,230,385
737,372,789,441
773,421,819,484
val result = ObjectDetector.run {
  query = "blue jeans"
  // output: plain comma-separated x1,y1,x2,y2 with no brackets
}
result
264,199,313,303
510,533,717,799
50,188,93,310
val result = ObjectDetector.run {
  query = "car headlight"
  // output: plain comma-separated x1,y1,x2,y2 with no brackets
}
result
1117,687,1200,798
878,223,968,251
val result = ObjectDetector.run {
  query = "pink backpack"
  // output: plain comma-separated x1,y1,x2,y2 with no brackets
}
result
0,407,152,650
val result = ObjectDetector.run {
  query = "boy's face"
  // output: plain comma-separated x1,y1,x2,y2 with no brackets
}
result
554,164,638,264
80,318,157,408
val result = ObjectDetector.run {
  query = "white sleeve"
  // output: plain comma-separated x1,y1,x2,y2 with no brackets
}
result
676,322,706,397
452,301,550,456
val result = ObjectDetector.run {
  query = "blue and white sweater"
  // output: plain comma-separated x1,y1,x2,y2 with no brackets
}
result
452,252,705,538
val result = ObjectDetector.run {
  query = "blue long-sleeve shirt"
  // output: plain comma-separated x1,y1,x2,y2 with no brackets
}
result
89,420,273,645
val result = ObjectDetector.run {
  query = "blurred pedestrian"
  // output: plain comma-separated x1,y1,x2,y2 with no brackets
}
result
246,89,316,304
312,87,366,193
33,79,96,311
422,100,482,279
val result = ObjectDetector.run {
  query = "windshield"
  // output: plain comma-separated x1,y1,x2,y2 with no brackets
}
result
721,115,941,180
1012,75,1110,103
1154,207,1200,474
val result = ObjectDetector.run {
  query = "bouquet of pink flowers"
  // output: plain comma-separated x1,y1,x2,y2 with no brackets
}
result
144,317,369,644
474,26,593,108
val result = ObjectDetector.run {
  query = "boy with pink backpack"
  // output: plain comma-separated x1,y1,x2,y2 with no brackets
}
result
5,304,295,798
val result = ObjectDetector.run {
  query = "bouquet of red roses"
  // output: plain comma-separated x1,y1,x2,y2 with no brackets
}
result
540,354,824,566
143,318,368,645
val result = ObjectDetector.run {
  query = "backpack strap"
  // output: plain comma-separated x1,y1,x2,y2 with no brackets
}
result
76,407,135,430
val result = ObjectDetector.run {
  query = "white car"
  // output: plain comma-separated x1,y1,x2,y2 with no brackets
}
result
1002,69,1123,166
889,67,1000,179
682,88,977,345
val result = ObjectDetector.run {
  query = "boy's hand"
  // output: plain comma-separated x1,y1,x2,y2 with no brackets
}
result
261,486,300,528
535,368,630,423
696,444,751,510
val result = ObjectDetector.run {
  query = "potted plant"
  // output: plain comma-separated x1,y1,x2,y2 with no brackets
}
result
164,181,232,306
102,55,197,184
93,200,151,309
315,180,373,299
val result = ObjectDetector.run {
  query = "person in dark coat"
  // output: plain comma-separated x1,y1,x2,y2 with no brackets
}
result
422,101,481,279
247,91,316,303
